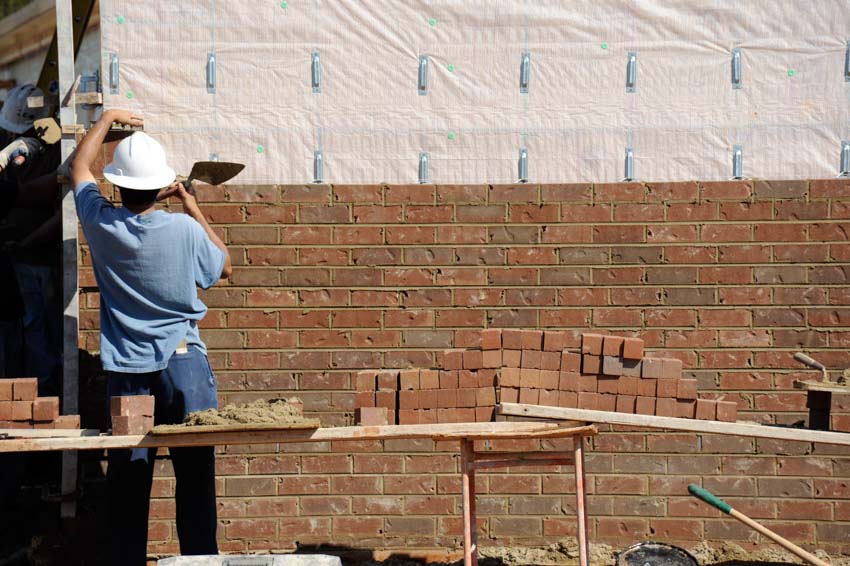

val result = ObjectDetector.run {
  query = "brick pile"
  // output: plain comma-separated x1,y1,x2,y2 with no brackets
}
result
111,395,155,435
0,378,80,429
354,328,738,425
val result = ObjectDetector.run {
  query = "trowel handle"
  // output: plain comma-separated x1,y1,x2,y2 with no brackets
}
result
794,352,825,371
181,177,197,196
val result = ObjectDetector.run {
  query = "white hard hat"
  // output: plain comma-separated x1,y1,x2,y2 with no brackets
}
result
0,84,49,134
103,132,176,190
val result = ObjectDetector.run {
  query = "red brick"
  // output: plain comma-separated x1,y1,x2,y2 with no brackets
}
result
578,392,599,410
657,379,678,398
0,402,11,420
520,329,544,350
519,388,540,405
637,378,657,397
502,349,521,367
521,349,542,369
618,376,639,396
440,349,464,370
641,357,663,378
439,370,459,390
559,391,578,408
577,375,598,392
377,370,399,390
356,407,389,425
539,370,560,390
542,331,568,352
540,351,561,371
353,370,377,392
112,414,153,435
676,400,696,418
456,388,476,408
597,393,617,412
558,371,579,391
54,415,80,429
502,329,524,349
716,401,738,422
399,369,419,390
375,390,397,410
616,395,636,414
419,370,439,389
475,387,496,407
602,336,624,357
11,401,32,421
500,387,519,404
561,352,581,372
398,390,420,410
110,395,155,417
519,368,541,389
477,370,497,388
582,355,602,374
397,409,418,424
602,356,624,376
32,397,59,422
355,391,375,408
581,333,605,355
597,376,620,394
636,397,656,416
419,390,439,409
12,378,37,401
655,398,676,417
463,350,483,370
481,329,502,350
661,358,684,379
696,399,717,420
437,389,457,409
475,406,494,422
677,379,698,400
0,381,12,401
482,349,502,369
499,367,521,388
622,337,644,359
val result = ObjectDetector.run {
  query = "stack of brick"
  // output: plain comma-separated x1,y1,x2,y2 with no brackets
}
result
0,378,80,429
354,366,497,425
353,328,739,425
111,395,155,435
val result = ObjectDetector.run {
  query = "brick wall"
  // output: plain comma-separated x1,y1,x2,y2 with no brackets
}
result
78,175,850,557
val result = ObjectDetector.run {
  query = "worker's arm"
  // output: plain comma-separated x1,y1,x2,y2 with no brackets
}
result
70,109,143,188
158,181,232,280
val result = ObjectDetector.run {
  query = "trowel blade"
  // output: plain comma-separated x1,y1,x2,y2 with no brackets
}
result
187,161,245,186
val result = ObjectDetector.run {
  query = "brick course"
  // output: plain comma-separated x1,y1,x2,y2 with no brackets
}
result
78,176,850,556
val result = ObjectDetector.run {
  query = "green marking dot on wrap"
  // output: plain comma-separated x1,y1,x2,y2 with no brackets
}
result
787,69,796,77
280,1,288,8
428,18,437,26
126,91,134,99
116,15,126,24
447,132,456,140
447,64,455,72
601,42,608,49
256,145,265,153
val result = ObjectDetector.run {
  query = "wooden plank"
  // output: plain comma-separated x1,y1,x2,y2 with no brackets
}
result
0,428,99,438
150,420,321,435
498,403,850,446
794,380,850,394
0,422,597,453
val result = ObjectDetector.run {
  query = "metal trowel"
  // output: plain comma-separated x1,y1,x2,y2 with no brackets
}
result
179,161,245,194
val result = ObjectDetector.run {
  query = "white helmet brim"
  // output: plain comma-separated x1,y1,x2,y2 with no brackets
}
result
103,164,176,190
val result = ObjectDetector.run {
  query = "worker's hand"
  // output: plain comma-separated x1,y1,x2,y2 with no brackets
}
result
156,180,199,210
105,109,143,128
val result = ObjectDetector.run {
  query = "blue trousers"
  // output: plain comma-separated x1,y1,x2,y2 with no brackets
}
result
106,346,219,565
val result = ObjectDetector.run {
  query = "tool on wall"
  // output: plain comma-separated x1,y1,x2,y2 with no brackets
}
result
158,161,245,199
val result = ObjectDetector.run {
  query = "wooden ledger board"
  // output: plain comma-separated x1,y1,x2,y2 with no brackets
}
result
150,420,322,435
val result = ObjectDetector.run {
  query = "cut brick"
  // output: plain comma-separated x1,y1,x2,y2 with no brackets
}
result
502,350,521,368
399,369,420,390
519,388,540,405
520,330,544,350
622,337,644,360
618,376,639,396
420,370,440,389
439,370,459,390
354,371,377,392
538,389,559,407
543,330,569,352
581,333,604,355
456,388,476,408
463,349,484,370
558,371,579,392
356,407,389,426
540,351,561,371
501,329,524,349
635,396,656,416
602,356,624,376
558,391,578,408
676,399,696,418
539,370,560,390
482,349,502,369
622,358,642,377
499,387,519,404
577,392,599,410
602,336,624,357
597,376,620,395
398,390,420,410
616,395,636,414
641,357,663,379
656,379,678,398
519,368,541,389
521,350,542,369
11,401,32,421
12,378,38,401
499,367,521,388
598,394,617,412
32,397,59,422
677,379,698,400
481,329,502,350
377,371,399,390
577,375,598,393
475,387,496,407
655,398,676,417
110,395,155,418
637,378,657,397
695,399,717,420
582,355,602,375
661,358,684,379
560,352,581,373
440,349,464,370
716,400,738,422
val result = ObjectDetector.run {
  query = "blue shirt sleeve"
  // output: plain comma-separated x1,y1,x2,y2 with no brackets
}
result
189,218,225,289
74,181,112,227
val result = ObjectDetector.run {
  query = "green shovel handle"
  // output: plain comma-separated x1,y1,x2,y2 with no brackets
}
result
688,484,731,514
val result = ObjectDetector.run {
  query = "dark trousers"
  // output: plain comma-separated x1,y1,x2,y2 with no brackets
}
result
106,347,219,565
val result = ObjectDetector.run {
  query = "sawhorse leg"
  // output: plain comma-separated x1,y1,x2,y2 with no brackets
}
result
460,438,478,566
574,435,590,566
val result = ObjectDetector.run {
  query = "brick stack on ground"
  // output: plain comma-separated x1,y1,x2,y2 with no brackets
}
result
355,328,737,424
0,378,80,429
111,395,155,435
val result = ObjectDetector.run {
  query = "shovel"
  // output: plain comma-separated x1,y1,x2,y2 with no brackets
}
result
179,161,245,195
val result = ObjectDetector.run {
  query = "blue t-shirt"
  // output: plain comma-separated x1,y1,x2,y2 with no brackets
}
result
75,182,225,373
